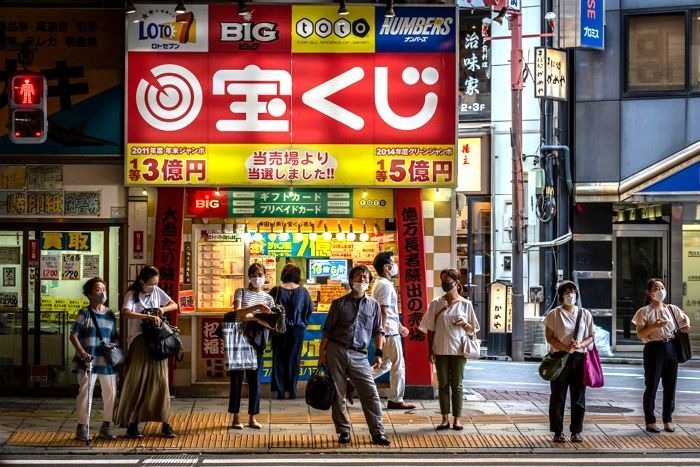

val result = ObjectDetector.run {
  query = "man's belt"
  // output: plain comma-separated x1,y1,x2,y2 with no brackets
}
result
330,337,368,354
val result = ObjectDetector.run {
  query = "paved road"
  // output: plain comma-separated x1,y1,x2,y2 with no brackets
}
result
1,454,699,466
464,360,700,400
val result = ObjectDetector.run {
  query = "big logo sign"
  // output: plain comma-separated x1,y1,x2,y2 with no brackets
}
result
126,4,457,187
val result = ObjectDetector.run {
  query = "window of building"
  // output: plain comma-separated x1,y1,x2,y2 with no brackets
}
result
692,11,700,91
627,14,685,92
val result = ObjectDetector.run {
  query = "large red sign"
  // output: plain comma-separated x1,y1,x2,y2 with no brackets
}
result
127,52,454,145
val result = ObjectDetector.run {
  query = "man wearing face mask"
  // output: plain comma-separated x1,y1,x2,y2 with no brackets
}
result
319,265,390,446
370,251,415,410
70,277,118,441
543,280,595,443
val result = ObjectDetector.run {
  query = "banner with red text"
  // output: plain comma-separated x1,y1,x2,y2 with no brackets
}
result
126,4,456,187
395,189,431,387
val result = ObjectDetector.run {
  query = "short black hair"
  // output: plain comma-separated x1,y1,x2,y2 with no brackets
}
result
556,280,579,303
348,264,372,283
82,277,106,297
373,251,393,276
281,263,302,284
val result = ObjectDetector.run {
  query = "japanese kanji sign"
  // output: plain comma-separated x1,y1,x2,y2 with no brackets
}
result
534,47,568,101
126,4,457,187
153,187,185,326
395,189,431,387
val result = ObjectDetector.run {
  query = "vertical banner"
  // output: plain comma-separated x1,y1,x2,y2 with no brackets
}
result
395,189,431,387
153,187,185,324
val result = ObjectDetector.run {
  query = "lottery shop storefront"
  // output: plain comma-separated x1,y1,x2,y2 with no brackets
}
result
125,3,457,395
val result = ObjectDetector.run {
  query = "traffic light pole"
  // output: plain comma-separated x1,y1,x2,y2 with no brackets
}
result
509,10,525,362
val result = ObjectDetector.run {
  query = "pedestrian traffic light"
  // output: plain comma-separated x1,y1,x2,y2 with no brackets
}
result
8,72,47,144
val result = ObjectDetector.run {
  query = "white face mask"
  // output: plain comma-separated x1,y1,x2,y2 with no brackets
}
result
653,290,666,302
251,276,265,288
563,293,577,306
389,263,399,277
143,284,155,294
352,282,369,294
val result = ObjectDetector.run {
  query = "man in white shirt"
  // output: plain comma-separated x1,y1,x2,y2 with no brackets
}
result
371,251,415,410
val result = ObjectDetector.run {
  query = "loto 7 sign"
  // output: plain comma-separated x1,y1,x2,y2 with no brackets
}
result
127,52,455,145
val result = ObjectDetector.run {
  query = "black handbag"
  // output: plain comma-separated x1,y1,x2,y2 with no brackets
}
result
141,308,183,361
305,364,336,411
88,309,125,367
669,306,692,363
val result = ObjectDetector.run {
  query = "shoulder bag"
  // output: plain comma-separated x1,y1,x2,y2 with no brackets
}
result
538,306,582,381
305,364,336,410
582,309,604,387
140,308,183,361
221,320,258,371
88,309,125,367
669,306,692,363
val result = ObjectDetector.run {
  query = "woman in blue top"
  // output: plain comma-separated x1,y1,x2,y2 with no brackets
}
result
269,263,314,400
69,277,118,442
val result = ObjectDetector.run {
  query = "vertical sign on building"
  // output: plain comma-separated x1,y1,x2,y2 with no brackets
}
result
579,0,604,49
395,189,431,388
459,9,491,120
153,187,185,322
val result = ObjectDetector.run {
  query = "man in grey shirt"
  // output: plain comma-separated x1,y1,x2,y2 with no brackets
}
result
319,265,389,446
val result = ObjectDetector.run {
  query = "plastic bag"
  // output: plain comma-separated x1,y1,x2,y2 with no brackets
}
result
594,325,613,357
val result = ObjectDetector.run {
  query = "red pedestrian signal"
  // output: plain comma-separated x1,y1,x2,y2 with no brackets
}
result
8,72,47,144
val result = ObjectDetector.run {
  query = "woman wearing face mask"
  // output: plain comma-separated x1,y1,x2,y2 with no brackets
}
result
69,277,118,441
419,268,479,431
632,278,691,434
220,262,275,429
544,281,595,443
115,266,179,439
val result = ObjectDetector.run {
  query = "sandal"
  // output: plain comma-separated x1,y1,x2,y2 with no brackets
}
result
664,423,675,433
248,421,262,429
231,422,244,429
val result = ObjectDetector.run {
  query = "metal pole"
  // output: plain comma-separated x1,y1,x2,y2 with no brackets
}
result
510,9,525,362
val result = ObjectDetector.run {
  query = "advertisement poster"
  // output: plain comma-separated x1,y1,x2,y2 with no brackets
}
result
82,254,100,278
40,254,60,280
125,4,457,187
61,253,81,280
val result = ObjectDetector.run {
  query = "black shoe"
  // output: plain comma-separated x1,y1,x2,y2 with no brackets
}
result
277,392,285,400
435,422,450,431
571,433,583,443
553,432,566,443
161,422,176,438
126,423,143,439
646,425,661,433
371,434,391,446
338,432,351,444
288,393,296,400
664,423,675,433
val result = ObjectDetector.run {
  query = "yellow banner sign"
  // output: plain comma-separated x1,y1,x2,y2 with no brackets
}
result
126,144,455,187
291,5,376,53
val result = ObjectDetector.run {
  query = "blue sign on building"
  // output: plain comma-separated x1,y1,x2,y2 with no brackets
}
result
641,161,700,194
579,0,604,49
375,6,457,53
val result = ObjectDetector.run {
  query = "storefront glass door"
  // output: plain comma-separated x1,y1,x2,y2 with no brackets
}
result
613,224,667,349
0,230,26,388
0,226,119,394
682,225,700,357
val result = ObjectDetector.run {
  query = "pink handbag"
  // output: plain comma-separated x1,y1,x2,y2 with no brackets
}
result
583,344,604,388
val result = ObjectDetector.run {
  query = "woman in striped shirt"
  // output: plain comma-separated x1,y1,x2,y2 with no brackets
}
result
221,263,275,429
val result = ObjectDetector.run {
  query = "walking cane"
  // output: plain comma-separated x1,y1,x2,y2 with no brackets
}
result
85,357,94,446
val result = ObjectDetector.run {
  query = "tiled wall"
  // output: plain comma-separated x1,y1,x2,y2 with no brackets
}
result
422,188,455,301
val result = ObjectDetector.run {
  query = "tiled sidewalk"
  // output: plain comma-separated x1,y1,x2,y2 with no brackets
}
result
2,396,700,453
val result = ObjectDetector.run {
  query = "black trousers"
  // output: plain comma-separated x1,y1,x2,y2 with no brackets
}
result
228,347,264,415
271,326,306,397
549,352,586,434
643,340,678,425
